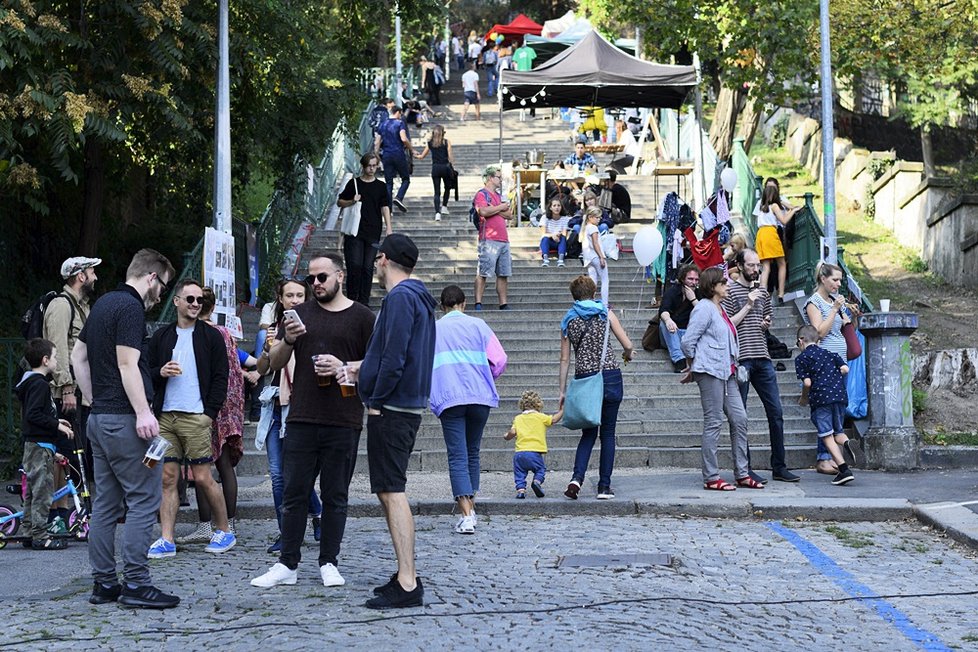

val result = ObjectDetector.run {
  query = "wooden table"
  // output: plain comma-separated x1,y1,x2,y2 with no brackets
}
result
585,143,625,155
652,162,694,206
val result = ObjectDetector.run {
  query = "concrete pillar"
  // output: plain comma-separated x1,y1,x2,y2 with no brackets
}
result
860,311,919,470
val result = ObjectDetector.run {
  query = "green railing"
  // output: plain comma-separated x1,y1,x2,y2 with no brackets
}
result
731,138,763,240
1,338,23,472
786,193,875,312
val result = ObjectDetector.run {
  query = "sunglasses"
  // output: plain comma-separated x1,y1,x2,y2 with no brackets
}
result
305,272,333,285
152,273,169,294
180,295,204,305
374,253,385,262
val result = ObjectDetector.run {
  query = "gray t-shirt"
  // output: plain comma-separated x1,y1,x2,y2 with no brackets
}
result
78,284,153,415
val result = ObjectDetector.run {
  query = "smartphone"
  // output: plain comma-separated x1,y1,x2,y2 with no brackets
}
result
282,309,304,328
750,281,760,290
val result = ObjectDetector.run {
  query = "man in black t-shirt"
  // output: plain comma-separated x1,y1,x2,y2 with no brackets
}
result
73,248,180,610
658,264,701,372
251,252,375,591
337,152,392,307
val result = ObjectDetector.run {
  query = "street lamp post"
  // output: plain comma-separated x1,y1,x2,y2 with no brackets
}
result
213,0,231,234
394,2,403,101
819,0,837,263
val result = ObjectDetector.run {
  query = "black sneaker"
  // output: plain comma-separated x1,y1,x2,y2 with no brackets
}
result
392,198,407,213
365,576,424,609
89,582,122,605
748,470,769,486
772,470,801,483
531,480,545,498
673,360,686,373
842,439,863,467
118,584,180,609
373,572,399,595
832,469,855,486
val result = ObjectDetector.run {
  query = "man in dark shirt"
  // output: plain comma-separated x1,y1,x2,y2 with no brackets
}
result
73,248,180,609
658,264,700,372
250,252,375,591
374,105,416,213
722,249,799,484
601,171,632,222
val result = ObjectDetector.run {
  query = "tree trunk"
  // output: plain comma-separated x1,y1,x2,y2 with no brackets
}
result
78,137,104,255
709,86,744,160
920,125,936,178
738,97,762,152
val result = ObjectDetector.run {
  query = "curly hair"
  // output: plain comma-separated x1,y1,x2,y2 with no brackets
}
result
519,390,543,412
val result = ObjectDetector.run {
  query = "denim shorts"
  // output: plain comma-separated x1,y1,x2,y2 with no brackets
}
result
464,91,479,104
478,240,512,278
811,403,845,438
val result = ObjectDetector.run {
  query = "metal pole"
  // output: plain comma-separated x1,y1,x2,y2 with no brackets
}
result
394,2,403,102
693,53,707,207
444,7,451,81
819,0,838,263
498,88,503,163
213,0,231,233
634,27,641,59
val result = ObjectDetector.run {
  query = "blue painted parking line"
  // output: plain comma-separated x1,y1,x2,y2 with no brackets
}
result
766,521,950,652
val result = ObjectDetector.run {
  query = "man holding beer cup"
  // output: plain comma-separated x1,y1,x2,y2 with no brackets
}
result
147,279,232,557
251,252,375,590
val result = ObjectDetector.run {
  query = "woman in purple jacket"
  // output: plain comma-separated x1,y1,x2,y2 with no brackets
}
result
430,285,507,535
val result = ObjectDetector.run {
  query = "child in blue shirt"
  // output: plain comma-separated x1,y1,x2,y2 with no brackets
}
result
794,325,857,485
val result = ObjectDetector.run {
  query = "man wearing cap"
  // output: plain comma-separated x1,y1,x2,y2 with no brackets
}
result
358,233,436,609
44,256,100,495
251,252,375,590
473,166,513,311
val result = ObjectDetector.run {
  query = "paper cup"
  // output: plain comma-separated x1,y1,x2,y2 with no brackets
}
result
879,299,890,312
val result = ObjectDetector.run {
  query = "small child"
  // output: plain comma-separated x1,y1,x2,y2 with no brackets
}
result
794,325,857,485
13,339,73,549
505,391,563,499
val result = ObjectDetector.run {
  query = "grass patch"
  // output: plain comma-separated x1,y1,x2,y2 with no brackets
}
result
921,431,978,446
824,525,875,548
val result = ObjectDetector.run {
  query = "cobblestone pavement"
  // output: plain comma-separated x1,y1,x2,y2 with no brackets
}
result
2,516,978,650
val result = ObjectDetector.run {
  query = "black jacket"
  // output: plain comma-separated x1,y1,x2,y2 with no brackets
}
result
14,371,60,443
148,321,229,419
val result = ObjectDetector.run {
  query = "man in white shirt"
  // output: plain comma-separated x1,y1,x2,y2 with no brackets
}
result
461,63,481,121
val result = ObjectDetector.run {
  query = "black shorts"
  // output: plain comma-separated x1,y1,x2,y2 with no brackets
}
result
367,408,422,493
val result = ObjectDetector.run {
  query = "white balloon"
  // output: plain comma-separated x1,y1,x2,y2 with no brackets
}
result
720,167,738,193
632,226,664,267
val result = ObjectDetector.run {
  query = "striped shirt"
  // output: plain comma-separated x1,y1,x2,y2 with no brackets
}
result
542,215,569,235
721,280,772,360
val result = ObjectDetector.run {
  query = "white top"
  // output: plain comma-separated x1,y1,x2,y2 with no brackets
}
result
468,42,482,59
259,301,276,327
462,70,480,93
542,215,569,235
161,326,204,414
753,200,779,228
582,223,601,263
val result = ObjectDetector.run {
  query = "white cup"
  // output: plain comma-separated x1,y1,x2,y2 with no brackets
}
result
879,299,891,312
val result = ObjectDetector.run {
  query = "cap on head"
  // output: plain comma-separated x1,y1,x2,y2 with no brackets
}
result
61,256,102,279
379,233,419,269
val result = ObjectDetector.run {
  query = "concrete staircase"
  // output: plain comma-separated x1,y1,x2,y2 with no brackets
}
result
235,81,815,477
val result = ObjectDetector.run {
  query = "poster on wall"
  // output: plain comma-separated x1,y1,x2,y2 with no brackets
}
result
203,227,243,338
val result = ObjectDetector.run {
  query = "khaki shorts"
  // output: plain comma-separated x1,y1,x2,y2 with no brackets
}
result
159,412,214,465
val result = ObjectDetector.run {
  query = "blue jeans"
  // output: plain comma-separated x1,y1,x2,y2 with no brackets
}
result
513,451,546,490
572,369,623,489
439,404,491,499
737,358,788,474
486,66,498,96
659,321,686,363
540,235,567,257
382,154,411,203
265,404,322,530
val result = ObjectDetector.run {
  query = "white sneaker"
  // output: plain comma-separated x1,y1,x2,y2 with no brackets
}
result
441,205,450,215
434,212,441,221
454,514,475,534
251,562,297,588
320,563,346,587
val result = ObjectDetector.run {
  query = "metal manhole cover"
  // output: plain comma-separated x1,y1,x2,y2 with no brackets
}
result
557,553,673,568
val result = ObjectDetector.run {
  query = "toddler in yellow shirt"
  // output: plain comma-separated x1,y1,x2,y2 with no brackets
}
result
504,391,563,499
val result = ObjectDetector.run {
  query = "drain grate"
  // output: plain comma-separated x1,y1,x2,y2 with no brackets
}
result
556,553,673,568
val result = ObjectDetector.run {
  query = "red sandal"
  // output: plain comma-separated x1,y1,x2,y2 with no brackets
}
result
735,476,765,489
704,478,736,491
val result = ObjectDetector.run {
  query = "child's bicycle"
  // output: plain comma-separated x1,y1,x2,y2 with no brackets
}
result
0,445,92,549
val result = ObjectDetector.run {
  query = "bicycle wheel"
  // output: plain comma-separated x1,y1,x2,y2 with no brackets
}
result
0,504,19,537
68,509,89,540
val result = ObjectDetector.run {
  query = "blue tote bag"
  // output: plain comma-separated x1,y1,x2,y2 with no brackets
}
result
563,316,611,430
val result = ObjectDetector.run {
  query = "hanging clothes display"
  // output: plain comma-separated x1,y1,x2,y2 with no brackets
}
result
684,226,724,271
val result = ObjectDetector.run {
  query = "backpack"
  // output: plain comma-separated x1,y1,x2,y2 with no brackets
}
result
470,189,490,232
21,291,74,340
368,105,389,134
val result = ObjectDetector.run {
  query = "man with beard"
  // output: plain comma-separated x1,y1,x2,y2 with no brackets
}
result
722,249,800,484
251,252,375,590
44,257,100,501
73,248,181,608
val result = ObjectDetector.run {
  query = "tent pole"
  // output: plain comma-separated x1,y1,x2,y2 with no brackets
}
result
498,86,503,163
693,53,706,207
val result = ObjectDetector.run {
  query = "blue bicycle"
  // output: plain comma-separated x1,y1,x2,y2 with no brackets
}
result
0,453,91,549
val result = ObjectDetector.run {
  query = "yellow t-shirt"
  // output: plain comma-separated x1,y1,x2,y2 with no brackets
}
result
512,411,551,453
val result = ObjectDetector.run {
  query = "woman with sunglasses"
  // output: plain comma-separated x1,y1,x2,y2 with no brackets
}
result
680,267,756,491
337,152,393,307
253,279,323,553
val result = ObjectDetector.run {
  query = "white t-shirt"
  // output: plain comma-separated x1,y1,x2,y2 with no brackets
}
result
619,129,641,159
462,70,480,93
259,301,276,327
468,42,482,59
582,223,601,263
753,200,779,228
161,326,204,414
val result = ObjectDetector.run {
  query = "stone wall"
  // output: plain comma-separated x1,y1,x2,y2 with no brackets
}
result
923,195,978,287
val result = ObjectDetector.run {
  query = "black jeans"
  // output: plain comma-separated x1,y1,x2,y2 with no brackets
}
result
343,236,378,306
279,422,360,569
738,358,787,473
431,163,453,213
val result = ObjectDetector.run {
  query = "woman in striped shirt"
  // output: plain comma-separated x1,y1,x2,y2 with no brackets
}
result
540,198,570,267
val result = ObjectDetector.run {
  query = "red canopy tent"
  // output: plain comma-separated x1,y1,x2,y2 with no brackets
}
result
484,13,543,42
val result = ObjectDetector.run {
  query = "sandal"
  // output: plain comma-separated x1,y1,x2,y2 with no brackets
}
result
704,478,736,491
736,476,765,489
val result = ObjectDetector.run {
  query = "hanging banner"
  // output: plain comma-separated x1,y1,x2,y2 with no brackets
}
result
203,227,242,338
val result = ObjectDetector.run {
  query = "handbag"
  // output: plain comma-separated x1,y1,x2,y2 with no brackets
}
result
842,321,862,360
641,315,660,352
563,315,612,430
339,178,362,236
